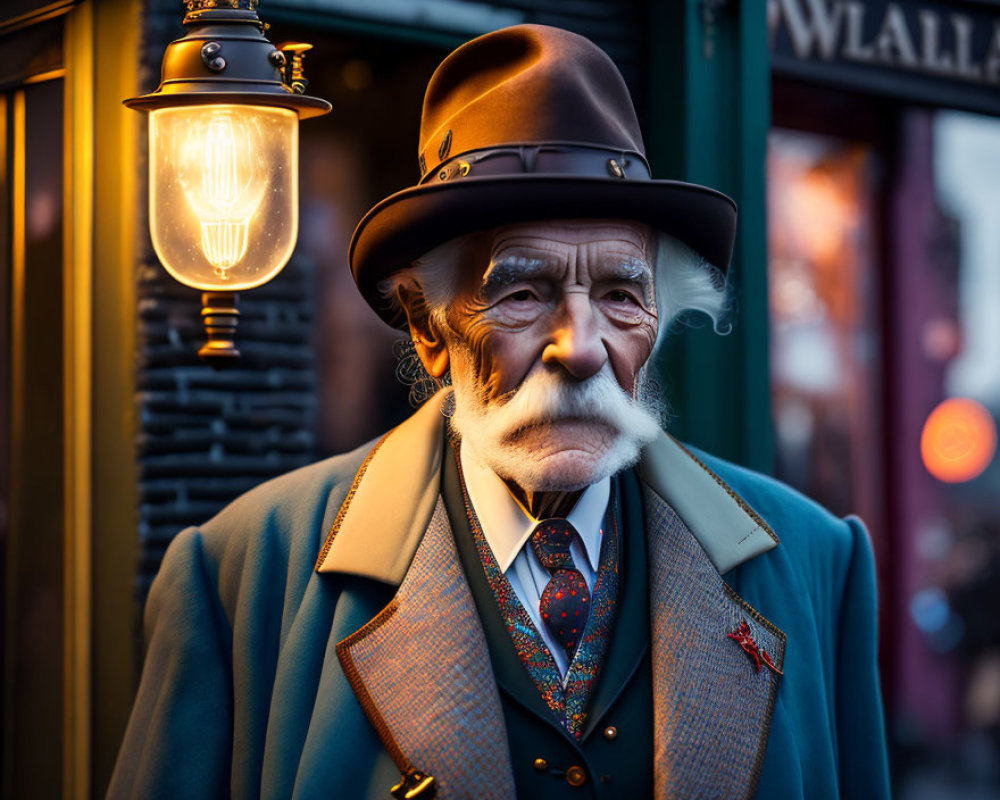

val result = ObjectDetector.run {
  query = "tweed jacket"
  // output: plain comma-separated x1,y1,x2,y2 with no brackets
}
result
108,390,891,799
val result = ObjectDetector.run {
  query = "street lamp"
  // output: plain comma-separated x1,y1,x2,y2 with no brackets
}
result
125,0,331,365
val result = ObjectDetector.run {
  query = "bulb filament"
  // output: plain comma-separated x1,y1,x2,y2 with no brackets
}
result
187,111,266,278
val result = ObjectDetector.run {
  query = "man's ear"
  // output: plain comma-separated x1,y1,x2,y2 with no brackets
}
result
396,284,450,379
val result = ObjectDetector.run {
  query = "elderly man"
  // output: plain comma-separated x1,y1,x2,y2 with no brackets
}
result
110,24,890,800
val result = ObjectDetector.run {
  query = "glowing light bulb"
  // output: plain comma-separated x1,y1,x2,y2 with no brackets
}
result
185,111,267,279
148,104,298,291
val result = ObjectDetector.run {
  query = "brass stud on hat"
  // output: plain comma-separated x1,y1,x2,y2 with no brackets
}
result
438,130,453,160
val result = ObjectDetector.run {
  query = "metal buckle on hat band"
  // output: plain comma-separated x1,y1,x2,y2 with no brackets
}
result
421,143,652,185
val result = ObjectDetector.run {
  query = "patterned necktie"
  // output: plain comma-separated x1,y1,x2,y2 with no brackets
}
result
530,519,591,662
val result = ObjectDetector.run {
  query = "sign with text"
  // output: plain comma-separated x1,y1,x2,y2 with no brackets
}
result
769,0,1000,114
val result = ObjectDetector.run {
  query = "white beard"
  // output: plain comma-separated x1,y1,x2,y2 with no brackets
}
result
448,354,663,492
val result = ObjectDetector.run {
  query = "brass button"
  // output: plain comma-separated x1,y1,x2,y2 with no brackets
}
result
533,757,548,772
603,725,618,740
566,765,587,787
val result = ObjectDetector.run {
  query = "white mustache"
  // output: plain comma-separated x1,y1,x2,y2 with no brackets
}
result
449,358,664,491
465,365,662,444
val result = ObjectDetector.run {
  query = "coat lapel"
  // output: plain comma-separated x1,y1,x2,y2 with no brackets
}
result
334,497,516,799
644,485,785,800
317,389,786,799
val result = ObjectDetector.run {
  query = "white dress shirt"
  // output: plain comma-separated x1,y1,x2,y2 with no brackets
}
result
460,445,611,680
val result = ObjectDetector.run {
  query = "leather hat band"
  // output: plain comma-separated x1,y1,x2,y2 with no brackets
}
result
420,143,652,186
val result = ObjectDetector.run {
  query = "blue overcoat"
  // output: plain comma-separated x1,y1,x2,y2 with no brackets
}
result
108,391,891,799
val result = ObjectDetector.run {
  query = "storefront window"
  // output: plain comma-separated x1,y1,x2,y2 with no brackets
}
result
766,129,884,532
910,109,1000,789
935,112,1000,415
769,110,1000,794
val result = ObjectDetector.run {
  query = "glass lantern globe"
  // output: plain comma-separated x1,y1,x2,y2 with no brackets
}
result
149,104,298,291
124,0,330,364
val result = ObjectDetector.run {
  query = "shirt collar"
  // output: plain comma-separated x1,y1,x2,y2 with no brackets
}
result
459,444,610,574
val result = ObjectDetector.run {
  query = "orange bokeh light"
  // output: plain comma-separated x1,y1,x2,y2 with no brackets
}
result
921,397,997,483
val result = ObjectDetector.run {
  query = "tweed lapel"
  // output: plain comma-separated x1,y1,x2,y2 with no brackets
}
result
335,497,516,799
644,485,786,800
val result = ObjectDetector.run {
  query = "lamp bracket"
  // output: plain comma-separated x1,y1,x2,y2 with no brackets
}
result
277,42,313,94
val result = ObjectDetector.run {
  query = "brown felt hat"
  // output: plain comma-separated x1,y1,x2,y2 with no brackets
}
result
349,24,737,327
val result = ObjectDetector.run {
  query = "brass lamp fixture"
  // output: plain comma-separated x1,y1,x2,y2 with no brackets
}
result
125,0,331,366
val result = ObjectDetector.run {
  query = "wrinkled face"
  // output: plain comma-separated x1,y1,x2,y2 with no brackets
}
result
447,220,658,396
433,219,662,490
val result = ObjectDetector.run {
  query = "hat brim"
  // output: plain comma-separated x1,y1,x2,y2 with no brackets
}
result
349,174,737,328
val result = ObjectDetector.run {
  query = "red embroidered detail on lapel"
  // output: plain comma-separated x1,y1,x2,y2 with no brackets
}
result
727,620,784,676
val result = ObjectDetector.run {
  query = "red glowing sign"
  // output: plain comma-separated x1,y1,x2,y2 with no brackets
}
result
921,397,997,483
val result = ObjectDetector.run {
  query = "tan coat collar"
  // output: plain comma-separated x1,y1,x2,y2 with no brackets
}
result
316,389,779,581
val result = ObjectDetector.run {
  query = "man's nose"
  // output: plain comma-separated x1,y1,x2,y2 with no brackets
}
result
541,292,608,379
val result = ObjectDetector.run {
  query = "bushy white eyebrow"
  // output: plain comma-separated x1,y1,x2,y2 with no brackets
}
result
610,257,653,283
480,254,653,296
481,256,547,293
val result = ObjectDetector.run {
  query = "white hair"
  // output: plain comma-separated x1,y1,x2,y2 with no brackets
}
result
380,235,469,331
381,228,731,353
648,231,732,354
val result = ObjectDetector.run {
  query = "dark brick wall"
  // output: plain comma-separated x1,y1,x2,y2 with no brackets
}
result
135,260,318,598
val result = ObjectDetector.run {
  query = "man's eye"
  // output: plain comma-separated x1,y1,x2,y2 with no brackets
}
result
506,290,535,302
606,289,636,304
489,287,544,326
